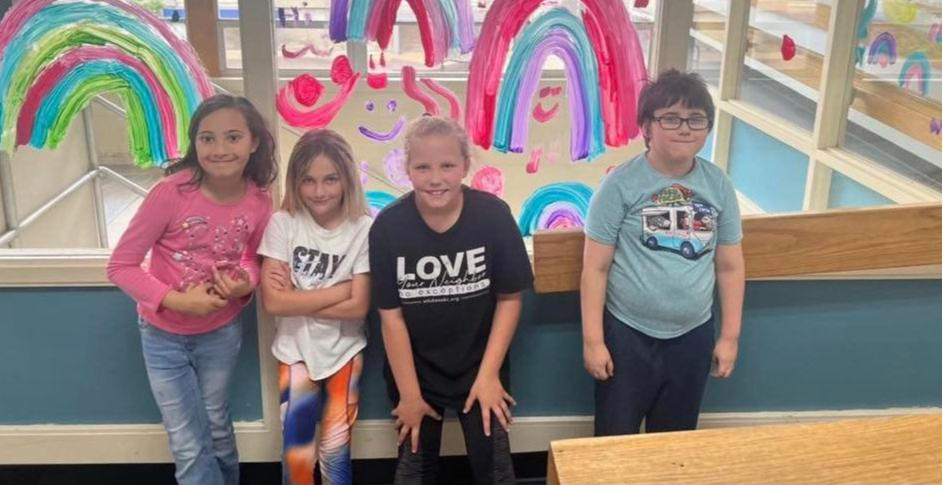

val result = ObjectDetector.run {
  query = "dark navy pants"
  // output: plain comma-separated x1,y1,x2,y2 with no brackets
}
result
594,310,714,436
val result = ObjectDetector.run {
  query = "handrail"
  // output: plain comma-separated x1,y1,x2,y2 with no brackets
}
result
0,170,100,247
532,203,942,293
0,167,150,247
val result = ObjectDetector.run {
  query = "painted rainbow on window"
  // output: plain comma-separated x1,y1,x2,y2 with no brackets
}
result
518,182,593,236
466,0,647,162
366,190,398,217
329,0,475,68
867,32,897,67
898,52,930,96
0,0,213,166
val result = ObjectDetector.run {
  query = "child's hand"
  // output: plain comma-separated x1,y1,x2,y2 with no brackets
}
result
711,336,739,378
212,266,253,300
463,376,516,437
391,397,441,454
583,341,614,380
267,262,294,291
163,283,228,316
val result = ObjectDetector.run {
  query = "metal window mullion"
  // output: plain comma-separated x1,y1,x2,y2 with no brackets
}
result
711,0,751,174
650,0,694,76
0,151,20,248
804,0,863,211
236,0,283,440
82,108,109,247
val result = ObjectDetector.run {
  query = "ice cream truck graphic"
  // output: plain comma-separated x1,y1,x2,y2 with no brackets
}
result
640,201,716,259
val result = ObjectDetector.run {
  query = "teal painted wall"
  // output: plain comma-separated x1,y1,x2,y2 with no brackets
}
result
1,280,939,424
0,290,263,424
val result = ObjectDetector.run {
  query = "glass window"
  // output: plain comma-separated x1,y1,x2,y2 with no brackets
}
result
737,0,823,133
690,0,726,86
728,119,809,213
842,0,941,191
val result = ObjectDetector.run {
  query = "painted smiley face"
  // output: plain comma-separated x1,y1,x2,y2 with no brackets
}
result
359,99,406,142
533,85,563,123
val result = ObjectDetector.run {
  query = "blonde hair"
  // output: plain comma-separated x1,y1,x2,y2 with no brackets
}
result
403,116,471,166
281,129,369,220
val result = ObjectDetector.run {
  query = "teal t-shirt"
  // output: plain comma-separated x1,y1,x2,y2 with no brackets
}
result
585,153,743,338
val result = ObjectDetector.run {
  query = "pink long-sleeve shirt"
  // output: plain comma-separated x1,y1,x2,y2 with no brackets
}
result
107,170,273,335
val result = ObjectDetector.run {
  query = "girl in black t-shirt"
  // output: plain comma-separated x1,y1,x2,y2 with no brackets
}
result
369,117,533,485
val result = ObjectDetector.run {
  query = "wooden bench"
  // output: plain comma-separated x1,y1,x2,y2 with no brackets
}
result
547,414,942,484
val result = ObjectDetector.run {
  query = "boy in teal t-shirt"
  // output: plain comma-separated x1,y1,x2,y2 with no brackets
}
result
581,70,745,436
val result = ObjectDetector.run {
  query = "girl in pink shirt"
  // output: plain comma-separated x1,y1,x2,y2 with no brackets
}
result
107,95,276,485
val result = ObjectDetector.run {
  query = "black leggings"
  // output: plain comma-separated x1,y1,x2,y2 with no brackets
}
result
594,310,715,436
393,403,515,485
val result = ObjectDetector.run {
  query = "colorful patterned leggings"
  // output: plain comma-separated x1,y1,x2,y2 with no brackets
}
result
279,354,363,485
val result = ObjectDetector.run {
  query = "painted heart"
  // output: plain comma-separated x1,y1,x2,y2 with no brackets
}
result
781,35,796,61
331,55,355,85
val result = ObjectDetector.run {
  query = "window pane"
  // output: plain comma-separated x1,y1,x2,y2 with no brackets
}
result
827,172,894,209
728,119,808,213
273,1,344,71
738,0,823,133
690,0,725,86
842,0,941,191
222,25,242,70
102,167,163,248
628,0,655,69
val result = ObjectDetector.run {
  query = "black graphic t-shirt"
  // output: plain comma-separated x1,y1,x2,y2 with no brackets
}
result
369,187,533,407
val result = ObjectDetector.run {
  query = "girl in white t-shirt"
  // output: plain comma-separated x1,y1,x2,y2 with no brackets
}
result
258,129,372,485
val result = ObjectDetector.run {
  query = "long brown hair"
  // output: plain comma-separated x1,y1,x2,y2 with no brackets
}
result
164,94,278,189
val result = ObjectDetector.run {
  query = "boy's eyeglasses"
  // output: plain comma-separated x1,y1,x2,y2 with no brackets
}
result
652,116,710,131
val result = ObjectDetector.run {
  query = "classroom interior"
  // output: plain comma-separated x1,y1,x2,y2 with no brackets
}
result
0,0,940,483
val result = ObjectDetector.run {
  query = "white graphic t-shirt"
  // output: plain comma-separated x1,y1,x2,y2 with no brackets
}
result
258,210,371,380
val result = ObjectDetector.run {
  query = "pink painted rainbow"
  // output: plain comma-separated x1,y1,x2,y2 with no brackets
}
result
466,0,647,161
898,52,930,96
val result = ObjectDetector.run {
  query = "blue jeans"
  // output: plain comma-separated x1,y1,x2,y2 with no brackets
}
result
139,317,242,485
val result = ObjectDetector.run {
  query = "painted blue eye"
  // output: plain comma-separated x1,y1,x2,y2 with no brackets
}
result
387,100,397,112
365,101,375,112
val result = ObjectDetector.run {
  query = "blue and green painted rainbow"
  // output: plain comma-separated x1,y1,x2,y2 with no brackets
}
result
0,0,213,166
366,190,398,217
898,52,930,96
518,182,593,237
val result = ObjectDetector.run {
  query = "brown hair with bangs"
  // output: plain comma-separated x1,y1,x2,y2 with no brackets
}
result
281,129,369,220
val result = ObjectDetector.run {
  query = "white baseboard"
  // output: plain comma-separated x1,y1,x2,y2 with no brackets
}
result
1,408,938,465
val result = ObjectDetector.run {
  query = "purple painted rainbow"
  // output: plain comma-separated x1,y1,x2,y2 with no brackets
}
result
467,0,647,162
867,31,897,67
518,182,593,236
